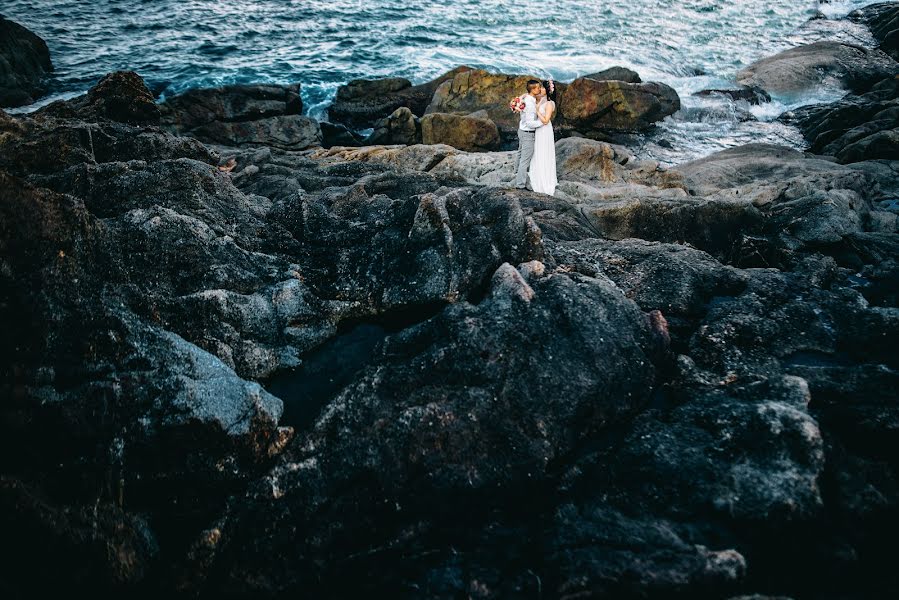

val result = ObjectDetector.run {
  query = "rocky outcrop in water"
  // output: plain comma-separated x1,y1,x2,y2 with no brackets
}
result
0,16,52,107
583,66,643,83
695,85,771,105
560,76,681,134
736,40,898,96
786,74,899,162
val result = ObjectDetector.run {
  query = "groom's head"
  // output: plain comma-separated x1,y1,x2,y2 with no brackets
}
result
526,80,541,96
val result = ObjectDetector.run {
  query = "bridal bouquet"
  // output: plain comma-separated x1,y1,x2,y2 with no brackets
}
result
509,95,526,113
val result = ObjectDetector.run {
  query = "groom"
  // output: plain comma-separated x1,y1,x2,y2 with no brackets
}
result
511,79,545,189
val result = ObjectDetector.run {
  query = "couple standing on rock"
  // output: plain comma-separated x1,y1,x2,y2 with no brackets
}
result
510,78,558,196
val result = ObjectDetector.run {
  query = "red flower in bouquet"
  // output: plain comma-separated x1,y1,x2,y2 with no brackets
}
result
509,95,526,113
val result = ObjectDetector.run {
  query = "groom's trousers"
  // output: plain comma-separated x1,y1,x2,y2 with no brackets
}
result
513,129,536,188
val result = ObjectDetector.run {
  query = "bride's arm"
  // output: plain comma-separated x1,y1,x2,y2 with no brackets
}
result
539,102,554,124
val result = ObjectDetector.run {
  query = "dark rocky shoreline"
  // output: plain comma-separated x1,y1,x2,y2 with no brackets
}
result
1,4,898,599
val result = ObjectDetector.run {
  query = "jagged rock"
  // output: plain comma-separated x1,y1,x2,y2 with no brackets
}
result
37,70,161,124
181,262,660,595
583,66,642,83
420,111,500,151
268,177,544,317
560,76,681,133
785,76,899,163
547,504,747,598
158,82,320,149
578,195,764,263
736,41,898,97
850,2,899,61
674,144,898,263
364,106,420,145
329,66,472,128
0,16,52,107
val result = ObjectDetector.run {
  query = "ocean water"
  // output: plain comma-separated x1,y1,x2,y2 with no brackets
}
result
2,0,879,164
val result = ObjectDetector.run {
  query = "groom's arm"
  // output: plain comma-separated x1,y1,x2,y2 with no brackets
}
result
522,97,542,129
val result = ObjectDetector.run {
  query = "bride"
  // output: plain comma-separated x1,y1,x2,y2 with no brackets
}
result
528,79,558,196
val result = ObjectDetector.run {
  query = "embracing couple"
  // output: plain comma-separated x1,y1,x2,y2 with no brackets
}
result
509,79,558,196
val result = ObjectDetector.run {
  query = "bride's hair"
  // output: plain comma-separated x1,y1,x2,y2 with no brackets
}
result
541,79,557,102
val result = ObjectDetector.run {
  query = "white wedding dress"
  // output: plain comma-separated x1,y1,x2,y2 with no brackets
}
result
528,99,557,196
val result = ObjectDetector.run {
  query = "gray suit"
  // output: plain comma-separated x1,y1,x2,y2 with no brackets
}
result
513,94,543,188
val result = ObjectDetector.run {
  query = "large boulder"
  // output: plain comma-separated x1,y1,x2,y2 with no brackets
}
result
0,16,52,107
159,83,321,149
849,2,899,61
420,111,500,151
736,41,898,97
424,68,552,137
328,66,472,128
560,76,681,133
583,66,642,83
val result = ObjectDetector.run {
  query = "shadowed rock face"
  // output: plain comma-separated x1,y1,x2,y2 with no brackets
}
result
850,2,899,61
786,75,899,163
365,106,420,145
0,16,53,107
1,68,898,600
